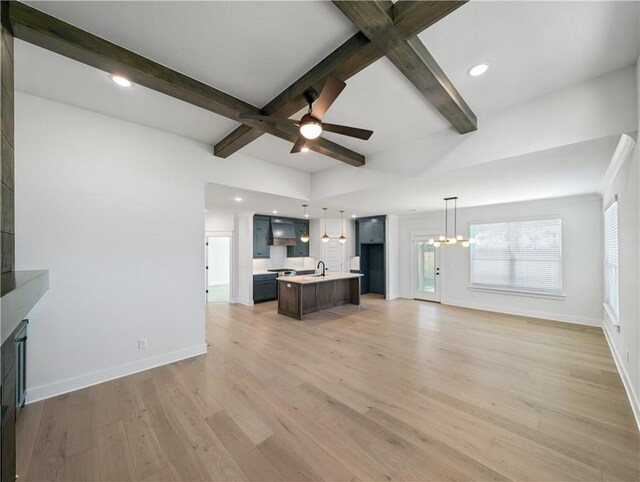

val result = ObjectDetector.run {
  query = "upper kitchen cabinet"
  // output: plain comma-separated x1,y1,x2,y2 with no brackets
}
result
287,220,310,258
253,215,271,259
358,217,385,244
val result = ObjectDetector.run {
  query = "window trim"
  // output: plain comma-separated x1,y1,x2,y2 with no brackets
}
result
468,216,564,299
603,196,620,325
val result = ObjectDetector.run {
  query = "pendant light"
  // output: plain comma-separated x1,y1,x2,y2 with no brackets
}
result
428,197,475,248
300,204,310,243
338,210,347,244
322,208,330,243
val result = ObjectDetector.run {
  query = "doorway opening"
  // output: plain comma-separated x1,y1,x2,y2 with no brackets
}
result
206,236,231,303
412,235,441,302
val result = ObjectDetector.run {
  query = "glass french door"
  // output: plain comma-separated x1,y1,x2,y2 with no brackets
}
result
413,236,441,302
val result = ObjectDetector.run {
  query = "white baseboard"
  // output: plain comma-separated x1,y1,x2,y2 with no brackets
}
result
230,297,253,306
442,298,603,327
602,325,640,431
25,343,208,404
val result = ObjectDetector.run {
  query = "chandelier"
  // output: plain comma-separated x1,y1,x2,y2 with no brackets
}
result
429,197,476,248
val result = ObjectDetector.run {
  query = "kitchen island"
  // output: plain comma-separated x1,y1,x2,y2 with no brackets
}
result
277,272,362,320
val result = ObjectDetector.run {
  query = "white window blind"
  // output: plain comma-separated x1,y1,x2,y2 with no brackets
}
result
470,218,562,295
604,201,619,320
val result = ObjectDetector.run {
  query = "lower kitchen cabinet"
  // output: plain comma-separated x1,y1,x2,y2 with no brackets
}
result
253,274,277,303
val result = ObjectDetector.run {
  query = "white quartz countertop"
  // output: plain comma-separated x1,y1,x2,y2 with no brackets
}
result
277,272,363,285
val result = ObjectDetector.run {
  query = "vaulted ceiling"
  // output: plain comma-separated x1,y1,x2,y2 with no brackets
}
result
15,0,640,214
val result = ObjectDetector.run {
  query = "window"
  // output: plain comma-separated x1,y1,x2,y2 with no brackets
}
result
604,200,619,321
470,218,563,296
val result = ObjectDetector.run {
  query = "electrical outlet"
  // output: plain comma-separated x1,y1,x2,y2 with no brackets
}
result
138,338,148,349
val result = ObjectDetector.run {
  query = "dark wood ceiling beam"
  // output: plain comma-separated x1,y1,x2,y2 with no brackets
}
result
214,0,468,159
8,1,365,167
333,0,477,134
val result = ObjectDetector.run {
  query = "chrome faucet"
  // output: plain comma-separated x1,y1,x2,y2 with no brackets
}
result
317,261,326,277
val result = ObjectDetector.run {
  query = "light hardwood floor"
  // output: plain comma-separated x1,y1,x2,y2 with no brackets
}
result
18,296,640,481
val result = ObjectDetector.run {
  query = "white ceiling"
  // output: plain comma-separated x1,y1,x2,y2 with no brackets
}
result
314,134,622,216
24,1,357,107
205,134,622,218
420,0,640,116
205,183,311,219
17,1,639,176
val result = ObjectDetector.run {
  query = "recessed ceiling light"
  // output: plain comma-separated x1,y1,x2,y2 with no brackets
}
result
272,210,278,214
468,63,489,77
234,197,242,202
351,214,357,218
112,75,132,87
301,147,310,153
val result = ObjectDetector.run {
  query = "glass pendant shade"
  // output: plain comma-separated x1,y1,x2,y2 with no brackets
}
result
430,197,475,248
338,210,347,244
322,207,329,243
300,204,310,242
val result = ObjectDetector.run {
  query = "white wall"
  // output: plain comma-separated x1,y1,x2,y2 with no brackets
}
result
385,214,400,300
15,93,209,401
398,195,603,326
14,93,311,401
601,58,640,429
233,213,253,306
205,212,234,233
602,141,639,426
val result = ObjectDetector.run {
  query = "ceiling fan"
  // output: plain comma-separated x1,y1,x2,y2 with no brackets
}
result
239,77,373,154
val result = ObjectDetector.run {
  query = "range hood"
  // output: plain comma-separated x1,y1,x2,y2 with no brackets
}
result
270,218,297,246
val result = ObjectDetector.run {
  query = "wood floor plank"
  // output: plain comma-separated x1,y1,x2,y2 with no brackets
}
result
17,297,639,481
97,420,136,482
26,394,69,482
257,434,322,482
137,378,213,481
63,447,99,482
206,411,283,481
16,399,44,478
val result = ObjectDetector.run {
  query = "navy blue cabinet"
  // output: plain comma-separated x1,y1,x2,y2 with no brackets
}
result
287,220,310,258
253,273,277,302
253,215,271,259
359,218,384,244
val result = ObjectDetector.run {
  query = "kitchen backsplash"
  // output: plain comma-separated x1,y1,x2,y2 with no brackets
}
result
253,245,316,272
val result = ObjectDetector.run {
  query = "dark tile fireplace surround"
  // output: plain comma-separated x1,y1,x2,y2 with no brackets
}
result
0,4,49,482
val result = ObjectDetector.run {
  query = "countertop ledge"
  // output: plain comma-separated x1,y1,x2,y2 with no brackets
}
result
1,270,49,345
278,272,363,285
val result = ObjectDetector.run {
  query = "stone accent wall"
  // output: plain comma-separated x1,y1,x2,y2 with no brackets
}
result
0,0,14,274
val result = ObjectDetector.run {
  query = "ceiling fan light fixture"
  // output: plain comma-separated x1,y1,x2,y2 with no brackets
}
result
299,115,323,140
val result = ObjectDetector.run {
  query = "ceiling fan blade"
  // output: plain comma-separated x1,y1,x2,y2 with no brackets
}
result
322,123,373,140
239,113,298,125
311,77,346,119
290,136,307,154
